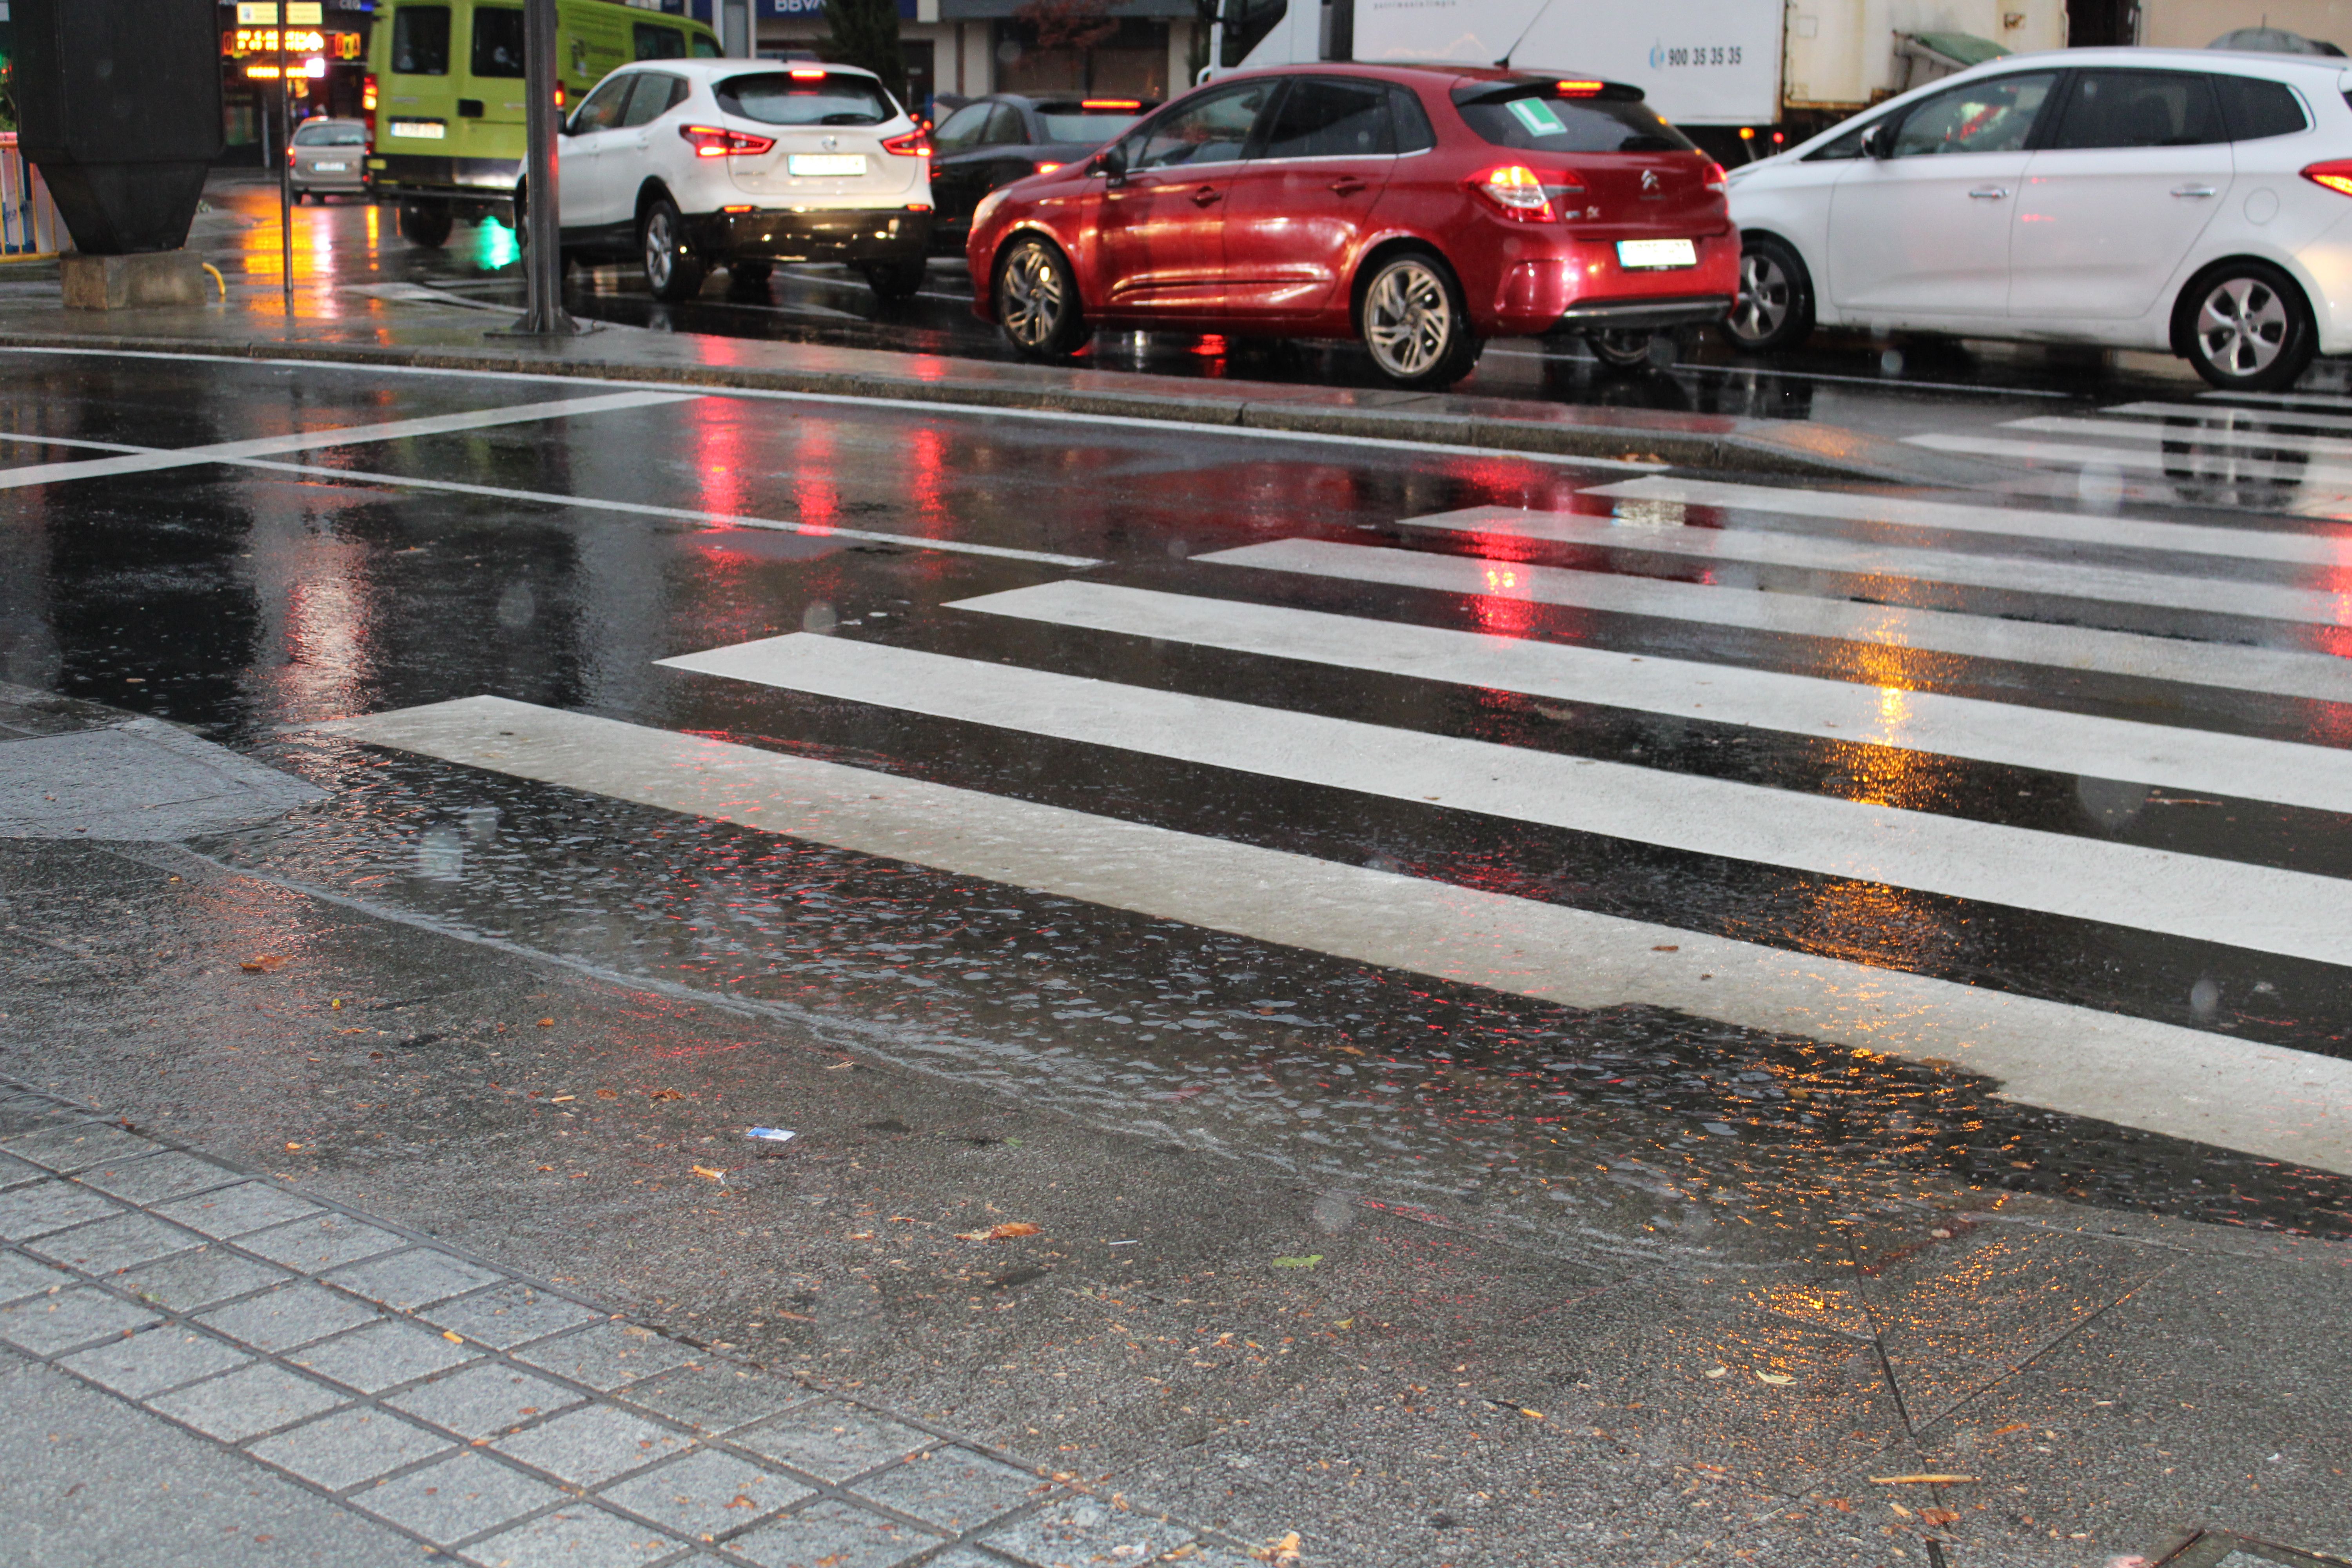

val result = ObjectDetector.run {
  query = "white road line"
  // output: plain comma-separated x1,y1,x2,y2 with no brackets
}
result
0,390,698,492
2105,401,2352,435
317,695,2352,1174
1401,506,2345,625
0,430,1100,567
1581,475,2352,566
951,579,2352,809
657,633,2352,967
0,346,1665,471
1201,537,2352,705
2006,414,2352,459
2197,389,2352,409
1904,430,2352,487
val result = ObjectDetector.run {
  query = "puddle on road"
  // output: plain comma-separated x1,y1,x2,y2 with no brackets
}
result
206,735,2352,1252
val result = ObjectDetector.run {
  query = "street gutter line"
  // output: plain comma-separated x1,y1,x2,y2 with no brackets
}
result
314,695,2352,1176
0,346,1673,472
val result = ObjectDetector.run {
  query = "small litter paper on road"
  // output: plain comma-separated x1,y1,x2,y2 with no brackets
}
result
747,1127,797,1143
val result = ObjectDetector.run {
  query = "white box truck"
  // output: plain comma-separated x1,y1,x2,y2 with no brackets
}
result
1211,0,2068,155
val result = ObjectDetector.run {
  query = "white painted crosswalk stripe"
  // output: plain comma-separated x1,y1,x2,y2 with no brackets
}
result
1904,430,2352,488
1398,505,2345,624
2198,389,2352,409
2006,414,2352,460
318,695,2352,1176
951,579,2352,811
1581,475,2351,566
655,633,2352,968
0,390,701,492
1200,537,2352,704
2106,400,2352,436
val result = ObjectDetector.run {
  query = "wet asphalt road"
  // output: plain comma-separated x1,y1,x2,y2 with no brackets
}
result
4,181,2352,1564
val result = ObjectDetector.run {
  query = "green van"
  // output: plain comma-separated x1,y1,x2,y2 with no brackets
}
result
366,0,719,246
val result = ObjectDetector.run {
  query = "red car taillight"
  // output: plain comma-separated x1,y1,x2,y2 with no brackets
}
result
1469,164,1583,223
1702,159,1728,193
881,128,933,158
679,124,777,158
1034,160,1063,175
2304,159,2352,196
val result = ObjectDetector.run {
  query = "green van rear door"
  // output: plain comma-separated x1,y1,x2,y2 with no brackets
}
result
460,3,528,161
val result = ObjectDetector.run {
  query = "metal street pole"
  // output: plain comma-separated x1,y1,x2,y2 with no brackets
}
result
505,0,575,334
278,18,292,314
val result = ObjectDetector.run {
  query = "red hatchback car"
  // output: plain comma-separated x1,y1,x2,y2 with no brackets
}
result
966,64,1737,388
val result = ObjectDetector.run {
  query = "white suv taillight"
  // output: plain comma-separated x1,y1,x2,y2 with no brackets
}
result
880,128,933,159
2303,159,2352,196
680,124,777,158
1469,164,1584,223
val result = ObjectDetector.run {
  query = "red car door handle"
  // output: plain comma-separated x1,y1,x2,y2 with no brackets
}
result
1190,185,1221,207
1329,176,1367,195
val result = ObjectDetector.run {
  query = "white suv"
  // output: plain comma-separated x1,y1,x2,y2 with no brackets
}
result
1722,47,2352,390
549,59,934,303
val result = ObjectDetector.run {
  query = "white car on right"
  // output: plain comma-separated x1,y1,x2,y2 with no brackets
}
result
1722,47,2352,390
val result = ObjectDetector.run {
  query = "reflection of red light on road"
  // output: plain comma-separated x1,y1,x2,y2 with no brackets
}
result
1192,335,1226,356
691,402,747,519
793,420,838,528
1473,560,1536,639
910,426,946,532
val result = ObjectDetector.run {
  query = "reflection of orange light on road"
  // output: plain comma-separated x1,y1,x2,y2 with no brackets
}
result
1877,685,1908,726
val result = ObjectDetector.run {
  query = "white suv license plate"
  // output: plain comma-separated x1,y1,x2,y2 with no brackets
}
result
788,154,867,176
1617,238,1698,270
311,161,350,172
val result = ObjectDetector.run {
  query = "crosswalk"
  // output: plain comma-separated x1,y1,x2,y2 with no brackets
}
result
323,470,2352,1178
1900,386,2352,515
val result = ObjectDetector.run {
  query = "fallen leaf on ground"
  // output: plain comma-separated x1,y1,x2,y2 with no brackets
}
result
1989,1423,2028,1436
1868,1474,1979,1485
535,1018,554,1027
1755,1371,1795,1385
1920,1508,1960,1526
1270,1255,1323,1269
691,1165,726,1180
647,1088,684,1100
283,1143,303,1152
442,1330,464,1344
725,1494,758,1510
1517,1407,1544,1420
550,1095,575,1103
1890,1502,1914,1519
535,1165,555,1172
596,1088,619,1100
336,1027,370,1035
240,955,289,973
955,1221,1042,1241
1703,1366,1728,1378
1249,1532,1303,1565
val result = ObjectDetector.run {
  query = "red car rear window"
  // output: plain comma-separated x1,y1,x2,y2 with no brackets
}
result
1450,81,1696,154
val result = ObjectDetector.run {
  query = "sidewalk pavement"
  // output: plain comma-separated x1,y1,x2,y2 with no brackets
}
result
0,258,2000,488
0,1078,1244,1568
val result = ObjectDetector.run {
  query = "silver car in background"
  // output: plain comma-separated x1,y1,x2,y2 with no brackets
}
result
290,118,370,202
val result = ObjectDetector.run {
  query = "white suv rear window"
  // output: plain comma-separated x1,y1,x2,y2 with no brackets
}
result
717,73,895,127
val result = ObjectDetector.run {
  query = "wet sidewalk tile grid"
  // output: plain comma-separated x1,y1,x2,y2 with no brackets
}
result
0,1080,1227,1566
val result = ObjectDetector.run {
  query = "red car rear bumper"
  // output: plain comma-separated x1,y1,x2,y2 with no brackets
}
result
1482,229,1739,337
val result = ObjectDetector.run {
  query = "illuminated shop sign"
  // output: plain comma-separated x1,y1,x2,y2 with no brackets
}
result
223,28,363,58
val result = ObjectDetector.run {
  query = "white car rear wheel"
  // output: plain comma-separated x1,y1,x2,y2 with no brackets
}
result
2180,261,2315,392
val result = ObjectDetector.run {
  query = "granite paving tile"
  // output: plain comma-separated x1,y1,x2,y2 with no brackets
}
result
117,1244,293,1311
73,1149,245,1204
147,1361,348,1441
493,1401,696,1486
0,1179,123,1240
24,1210,204,1274
850,1446,1046,1532
325,1246,503,1311
250,1405,461,1491
292,1315,483,1393
385,1360,586,1439
595,1448,816,1540
58,1323,252,1398
350,1450,568,1544
237,1213,408,1273
152,1181,323,1240
0,1246,74,1303
0,1281,160,1353
195,1279,382,1351
512,1319,697,1390
609,1359,800,1436
460,1502,678,1568
728,1499,946,1568
981,1499,1199,1568
422,1282,603,1349
734,1403,935,1484
0,1120,154,1172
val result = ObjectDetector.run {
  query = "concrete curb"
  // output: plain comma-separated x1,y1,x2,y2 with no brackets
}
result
0,325,2004,486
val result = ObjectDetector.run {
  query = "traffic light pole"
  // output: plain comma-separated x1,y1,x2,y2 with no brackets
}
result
278,24,292,313
505,0,577,334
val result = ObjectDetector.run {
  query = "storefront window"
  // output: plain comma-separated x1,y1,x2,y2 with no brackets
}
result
992,17,1167,99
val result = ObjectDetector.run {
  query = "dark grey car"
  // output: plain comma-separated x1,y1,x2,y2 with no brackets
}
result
926,93,1156,256
289,118,370,200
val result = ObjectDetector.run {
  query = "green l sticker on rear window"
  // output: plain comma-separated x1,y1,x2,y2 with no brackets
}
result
1506,97,1568,135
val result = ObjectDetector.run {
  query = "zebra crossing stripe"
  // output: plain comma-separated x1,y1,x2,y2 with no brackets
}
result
2005,415,2352,459
948,579,2352,813
1200,538,2352,704
2105,400,2352,436
1582,475,2352,566
1399,506,2347,625
1902,430,2352,488
315,694,2352,1176
655,633,2352,968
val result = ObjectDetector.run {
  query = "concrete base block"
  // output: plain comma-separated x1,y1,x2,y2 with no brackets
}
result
60,250,208,310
